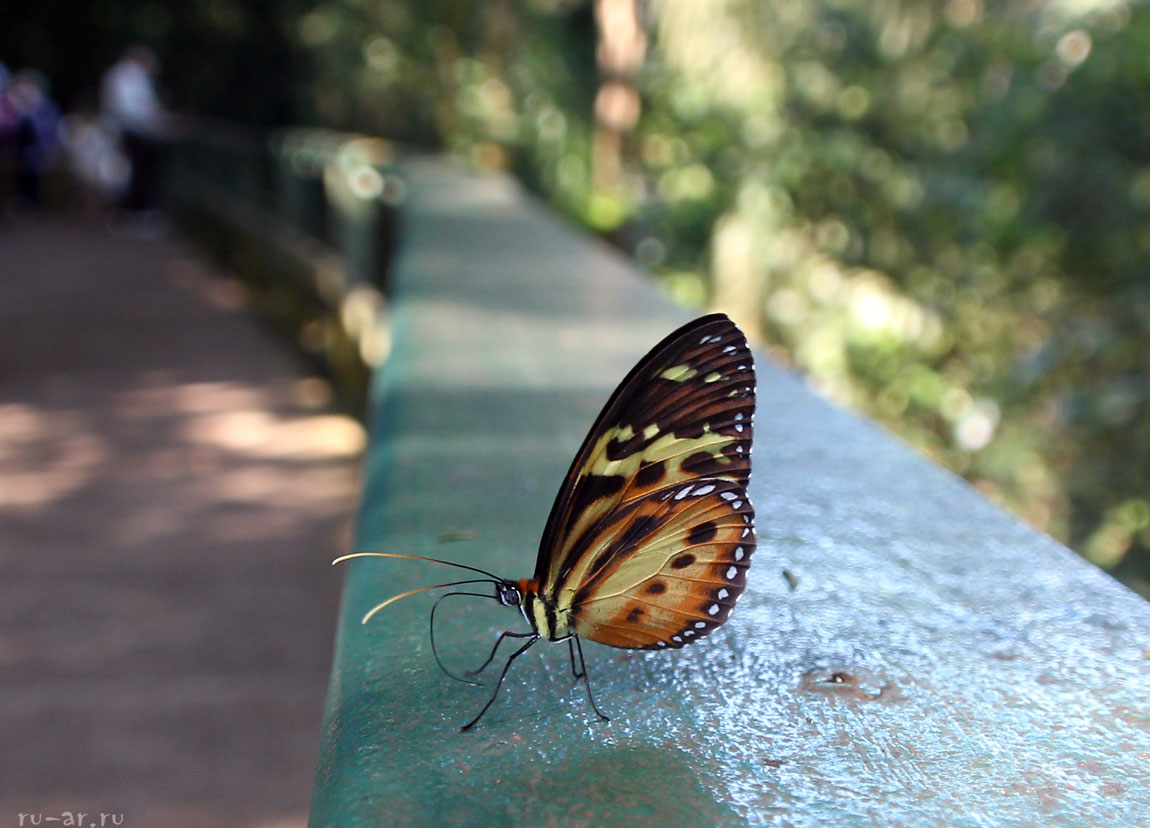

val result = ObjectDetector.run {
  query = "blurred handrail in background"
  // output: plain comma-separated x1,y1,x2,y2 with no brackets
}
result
164,120,402,411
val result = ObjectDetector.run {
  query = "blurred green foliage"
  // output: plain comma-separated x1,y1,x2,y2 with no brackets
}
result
292,0,1150,593
5,0,1146,593
627,0,1150,595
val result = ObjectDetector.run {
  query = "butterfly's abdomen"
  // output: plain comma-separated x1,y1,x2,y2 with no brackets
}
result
520,581,572,641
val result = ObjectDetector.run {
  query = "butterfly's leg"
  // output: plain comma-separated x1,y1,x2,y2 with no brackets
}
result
460,634,540,732
572,635,610,723
566,637,581,679
466,630,535,678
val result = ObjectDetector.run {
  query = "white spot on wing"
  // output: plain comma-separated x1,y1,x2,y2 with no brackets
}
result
674,485,694,500
708,603,720,616
718,588,729,599
694,621,706,629
693,483,716,496
720,492,737,501
734,547,745,560
726,565,738,579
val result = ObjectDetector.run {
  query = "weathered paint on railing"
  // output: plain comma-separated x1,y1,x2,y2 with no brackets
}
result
310,156,1150,827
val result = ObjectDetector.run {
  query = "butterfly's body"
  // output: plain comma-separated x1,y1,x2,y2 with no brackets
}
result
338,313,757,729
517,581,569,641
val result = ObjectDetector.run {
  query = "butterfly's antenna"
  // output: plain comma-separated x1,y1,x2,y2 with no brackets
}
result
359,578,495,624
429,591,497,687
333,551,503,582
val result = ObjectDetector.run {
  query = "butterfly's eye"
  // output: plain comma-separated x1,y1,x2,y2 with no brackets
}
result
496,582,522,607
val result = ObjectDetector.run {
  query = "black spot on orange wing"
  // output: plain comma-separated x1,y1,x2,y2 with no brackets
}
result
569,473,626,517
671,553,696,569
634,460,666,488
625,607,643,622
645,581,667,595
617,514,661,550
687,521,718,544
605,429,659,461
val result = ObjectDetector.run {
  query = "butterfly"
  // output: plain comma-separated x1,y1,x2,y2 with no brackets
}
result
335,313,756,730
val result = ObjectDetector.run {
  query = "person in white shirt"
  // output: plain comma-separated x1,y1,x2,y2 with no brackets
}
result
101,46,164,213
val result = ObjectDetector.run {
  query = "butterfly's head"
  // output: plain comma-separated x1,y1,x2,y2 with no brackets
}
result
495,580,522,607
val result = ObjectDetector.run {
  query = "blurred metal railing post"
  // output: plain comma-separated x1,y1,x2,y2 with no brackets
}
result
162,122,400,409
323,136,403,288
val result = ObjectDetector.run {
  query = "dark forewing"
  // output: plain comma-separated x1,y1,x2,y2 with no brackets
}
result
535,314,756,595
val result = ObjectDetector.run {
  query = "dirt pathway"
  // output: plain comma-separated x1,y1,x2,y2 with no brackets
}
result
0,218,362,827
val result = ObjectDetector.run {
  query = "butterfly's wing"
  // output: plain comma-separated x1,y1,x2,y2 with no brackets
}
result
534,313,755,647
565,479,755,649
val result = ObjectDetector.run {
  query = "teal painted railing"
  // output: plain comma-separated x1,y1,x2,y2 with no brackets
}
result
311,156,1150,827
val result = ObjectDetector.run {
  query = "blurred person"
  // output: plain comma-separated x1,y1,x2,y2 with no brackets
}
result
59,106,130,216
8,69,60,208
101,46,165,215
